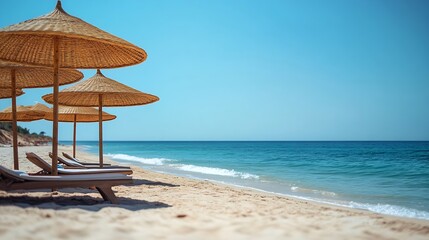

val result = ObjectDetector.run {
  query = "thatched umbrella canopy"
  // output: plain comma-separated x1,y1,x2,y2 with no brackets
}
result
29,103,51,113
0,88,23,99
0,104,46,163
43,70,158,166
0,60,83,88
0,61,82,169
0,104,48,164
43,105,116,158
0,105,45,122
0,0,147,174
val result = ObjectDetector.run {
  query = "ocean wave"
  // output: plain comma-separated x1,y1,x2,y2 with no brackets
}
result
177,164,259,180
275,189,429,220
290,186,337,197
104,153,171,165
78,145,93,150
348,202,429,220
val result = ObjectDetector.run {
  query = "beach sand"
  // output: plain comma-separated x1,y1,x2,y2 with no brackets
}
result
0,145,428,240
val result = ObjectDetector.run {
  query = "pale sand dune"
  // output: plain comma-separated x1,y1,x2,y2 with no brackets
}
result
0,145,428,240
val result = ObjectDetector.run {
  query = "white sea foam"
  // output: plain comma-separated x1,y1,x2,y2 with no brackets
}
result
313,189,337,197
104,153,259,180
290,186,337,197
348,202,429,220
104,153,170,165
177,164,259,180
263,188,429,220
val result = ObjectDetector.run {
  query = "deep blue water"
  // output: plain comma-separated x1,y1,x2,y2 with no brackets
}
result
61,141,429,220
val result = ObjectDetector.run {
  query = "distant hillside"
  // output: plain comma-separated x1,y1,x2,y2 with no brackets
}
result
0,122,52,146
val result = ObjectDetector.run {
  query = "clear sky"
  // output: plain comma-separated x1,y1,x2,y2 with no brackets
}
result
1,0,428,141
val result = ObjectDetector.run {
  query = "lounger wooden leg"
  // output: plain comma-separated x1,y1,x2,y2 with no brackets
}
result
96,186,118,204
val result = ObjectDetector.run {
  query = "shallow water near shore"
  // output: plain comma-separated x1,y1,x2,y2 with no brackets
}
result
62,141,429,220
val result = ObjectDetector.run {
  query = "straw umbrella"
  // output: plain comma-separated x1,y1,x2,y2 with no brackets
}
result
0,105,45,122
0,0,147,175
43,70,158,167
0,60,83,89
0,105,46,157
43,105,116,158
0,89,23,99
30,103,51,113
0,61,82,170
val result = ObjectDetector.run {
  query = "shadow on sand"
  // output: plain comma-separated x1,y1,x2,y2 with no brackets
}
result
131,178,180,187
0,188,171,211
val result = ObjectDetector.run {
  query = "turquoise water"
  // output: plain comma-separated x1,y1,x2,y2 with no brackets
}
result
61,141,429,220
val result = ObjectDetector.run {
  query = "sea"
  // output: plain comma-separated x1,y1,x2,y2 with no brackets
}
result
60,141,429,220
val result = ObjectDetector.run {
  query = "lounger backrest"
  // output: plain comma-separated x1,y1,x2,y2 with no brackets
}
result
25,152,52,172
0,165,25,182
62,152,81,163
50,152,84,168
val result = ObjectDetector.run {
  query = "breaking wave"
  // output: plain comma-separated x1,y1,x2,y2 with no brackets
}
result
177,164,259,180
347,202,429,220
104,153,259,180
104,153,171,165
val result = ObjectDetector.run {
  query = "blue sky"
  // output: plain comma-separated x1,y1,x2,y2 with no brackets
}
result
1,0,428,141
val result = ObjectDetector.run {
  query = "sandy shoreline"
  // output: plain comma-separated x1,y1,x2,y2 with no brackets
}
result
0,145,428,240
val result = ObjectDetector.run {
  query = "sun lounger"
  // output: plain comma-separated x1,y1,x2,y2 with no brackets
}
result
0,165,132,204
49,153,130,169
26,152,133,175
62,152,111,166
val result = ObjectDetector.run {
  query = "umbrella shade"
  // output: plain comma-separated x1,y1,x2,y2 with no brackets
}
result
0,105,45,122
44,106,116,122
42,70,159,107
0,88,23,99
42,69,159,166
0,0,147,175
0,1,146,69
0,60,83,88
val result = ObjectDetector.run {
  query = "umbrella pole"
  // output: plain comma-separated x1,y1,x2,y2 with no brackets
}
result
11,69,18,170
52,37,59,176
73,114,77,158
99,94,103,167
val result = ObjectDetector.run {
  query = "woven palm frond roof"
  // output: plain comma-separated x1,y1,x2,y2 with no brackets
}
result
0,60,83,88
0,1,146,68
0,88,23,99
42,70,159,107
30,103,51,113
44,106,116,122
0,105,45,121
